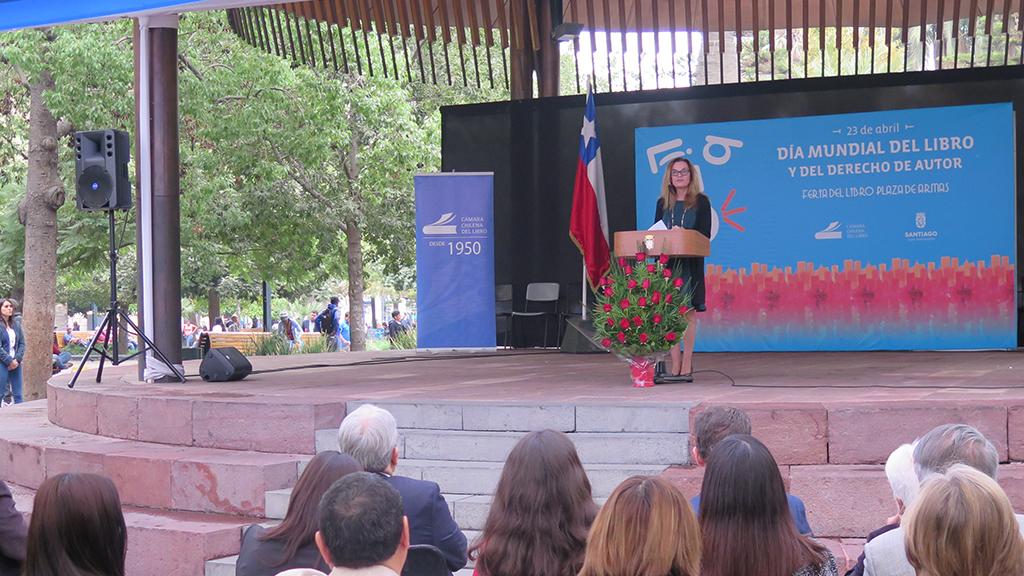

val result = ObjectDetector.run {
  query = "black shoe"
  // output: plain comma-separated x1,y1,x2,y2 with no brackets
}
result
657,371,694,383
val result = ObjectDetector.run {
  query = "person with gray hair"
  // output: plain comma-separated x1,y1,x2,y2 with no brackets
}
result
913,423,999,481
337,404,467,573
846,443,917,576
863,424,1023,576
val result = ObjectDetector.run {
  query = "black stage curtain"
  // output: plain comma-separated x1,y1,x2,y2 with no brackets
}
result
442,66,1024,346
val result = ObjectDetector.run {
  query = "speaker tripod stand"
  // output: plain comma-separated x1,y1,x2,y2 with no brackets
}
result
68,210,185,388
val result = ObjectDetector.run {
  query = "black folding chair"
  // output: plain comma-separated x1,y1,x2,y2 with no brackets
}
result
508,282,560,348
401,544,451,576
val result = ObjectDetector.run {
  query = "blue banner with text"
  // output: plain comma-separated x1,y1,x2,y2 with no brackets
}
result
415,173,496,349
635,103,1017,351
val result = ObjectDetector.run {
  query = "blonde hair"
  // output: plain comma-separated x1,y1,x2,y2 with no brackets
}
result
659,158,705,214
905,464,1024,576
578,475,701,576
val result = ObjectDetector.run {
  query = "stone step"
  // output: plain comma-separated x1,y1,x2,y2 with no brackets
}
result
266,460,664,520
47,381,346,454
12,483,252,576
344,400,692,433
0,403,303,517
315,429,689,465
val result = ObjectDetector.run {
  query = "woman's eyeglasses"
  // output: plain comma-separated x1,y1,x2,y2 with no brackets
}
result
671,169,690,177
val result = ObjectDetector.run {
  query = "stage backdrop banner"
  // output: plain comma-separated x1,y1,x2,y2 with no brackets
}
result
635,103,1017,351
415,173,496,349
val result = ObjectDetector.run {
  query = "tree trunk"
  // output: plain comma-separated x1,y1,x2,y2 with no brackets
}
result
207,286,220,328
345,217,365,351
19,70,64,401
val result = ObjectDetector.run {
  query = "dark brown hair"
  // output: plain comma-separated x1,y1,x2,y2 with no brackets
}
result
24,473,127,576
0,298,15,329
699,435,827,576
578,475,701,576
693,406,752,461
470,430,597,576
260,451,362,566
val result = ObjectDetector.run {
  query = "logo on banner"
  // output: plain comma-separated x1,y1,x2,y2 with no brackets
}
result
906,212,939,240
423,212,458,235
814,221,842,240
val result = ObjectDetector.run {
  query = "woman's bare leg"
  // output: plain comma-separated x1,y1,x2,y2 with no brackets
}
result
681,310,697,375
670,340,682,376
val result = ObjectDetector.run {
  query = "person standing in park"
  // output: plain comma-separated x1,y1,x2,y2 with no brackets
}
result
339,313,351,351
277,313,304,352
302,311,318,333
387,311,407,347
317,297,345,351
0,299,26,405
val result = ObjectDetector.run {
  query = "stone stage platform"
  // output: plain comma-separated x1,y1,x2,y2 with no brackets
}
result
2,348,1022,575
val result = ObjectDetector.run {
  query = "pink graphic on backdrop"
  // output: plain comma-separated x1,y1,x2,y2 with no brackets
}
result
701,255,1016,347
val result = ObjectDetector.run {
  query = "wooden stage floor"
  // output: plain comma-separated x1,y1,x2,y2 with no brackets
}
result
59,348,1024,405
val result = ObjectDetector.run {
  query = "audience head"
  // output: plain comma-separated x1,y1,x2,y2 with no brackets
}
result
315,472,408,572
337,404,399,474
700,435,828,576
391,311,401,320
578,475,701,576
471,429,597,576
261,451,362,567
905,464,1024,576
330,296,339,305
24,473,127,576
885,442,920,515
692,406,751,465
913,424,998,482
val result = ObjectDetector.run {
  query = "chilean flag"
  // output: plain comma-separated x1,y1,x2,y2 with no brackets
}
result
569,80,610,291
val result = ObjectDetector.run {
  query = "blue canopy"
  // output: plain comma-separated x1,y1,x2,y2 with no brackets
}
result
0,0,250,32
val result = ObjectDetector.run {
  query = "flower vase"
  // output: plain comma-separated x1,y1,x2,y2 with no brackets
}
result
628,356,658,388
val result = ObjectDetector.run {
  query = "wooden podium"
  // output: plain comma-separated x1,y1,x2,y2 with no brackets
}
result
613,229,710,258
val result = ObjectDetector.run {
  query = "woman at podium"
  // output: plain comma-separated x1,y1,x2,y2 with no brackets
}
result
654,158,711,382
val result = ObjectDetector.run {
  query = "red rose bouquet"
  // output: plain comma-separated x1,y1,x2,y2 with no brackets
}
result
592,251,692,385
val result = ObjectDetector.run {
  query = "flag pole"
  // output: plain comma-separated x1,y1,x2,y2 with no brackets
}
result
581,73,591,323
582,265,588,321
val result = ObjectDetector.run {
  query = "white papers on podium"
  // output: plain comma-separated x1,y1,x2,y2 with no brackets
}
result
648,220,668,231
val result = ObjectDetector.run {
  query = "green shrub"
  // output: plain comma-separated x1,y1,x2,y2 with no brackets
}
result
62,343,87,356
391,329,417,350
251,334,290,356
301,337,329,354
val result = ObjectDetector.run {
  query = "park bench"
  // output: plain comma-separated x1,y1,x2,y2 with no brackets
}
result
202,331,325,355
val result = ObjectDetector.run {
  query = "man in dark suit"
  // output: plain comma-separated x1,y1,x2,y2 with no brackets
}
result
302,311,318,333
338,404,467,573
0,481,27,576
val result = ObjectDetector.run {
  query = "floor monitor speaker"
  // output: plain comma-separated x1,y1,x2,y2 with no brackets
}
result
200,347,253,382
560,317,608,354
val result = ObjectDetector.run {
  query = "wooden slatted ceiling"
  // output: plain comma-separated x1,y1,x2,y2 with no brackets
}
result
229,0,1024,92
267,0,1015,39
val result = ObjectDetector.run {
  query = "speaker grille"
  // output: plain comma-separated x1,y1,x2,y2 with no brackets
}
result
76,165,113,209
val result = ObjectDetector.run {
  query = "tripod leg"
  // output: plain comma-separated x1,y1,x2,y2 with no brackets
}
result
95,341,108,383
120,311,185,382
68,313,112,389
